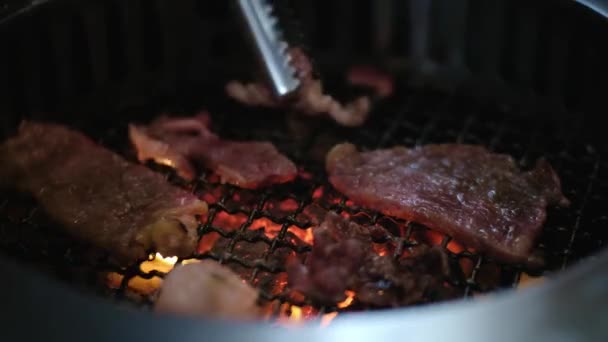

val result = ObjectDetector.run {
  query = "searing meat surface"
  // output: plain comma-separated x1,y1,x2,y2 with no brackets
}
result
326,143,570,264
0,122,207,264
287,212,453,307
155,261,261,320
129,112,297,189
226,48,372,127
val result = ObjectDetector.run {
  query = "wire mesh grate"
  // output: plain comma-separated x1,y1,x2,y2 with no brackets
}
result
0,85,606,320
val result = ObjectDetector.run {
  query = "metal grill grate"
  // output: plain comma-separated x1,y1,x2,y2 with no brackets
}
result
0,85,606,320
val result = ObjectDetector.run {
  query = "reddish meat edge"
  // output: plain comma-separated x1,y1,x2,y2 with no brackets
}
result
129,112,297,189
225,48,372,127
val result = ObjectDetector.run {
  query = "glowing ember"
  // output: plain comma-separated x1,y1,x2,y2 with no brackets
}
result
201,187,224,205
312,187,324,199
340,211,351,219
447,240,465,253
154,158,176,168
251,217,283,238
288,226,314,245
337,290,355,309
425,230,444,246
270,273,289,295
279,199,299,211
304,229,313,245
197,231,221,254
213,212,248,230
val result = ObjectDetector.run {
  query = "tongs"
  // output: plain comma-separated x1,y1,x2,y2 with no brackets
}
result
235,0,301,98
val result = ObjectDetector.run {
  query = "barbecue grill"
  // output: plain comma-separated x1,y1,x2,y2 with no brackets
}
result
1,0,608,340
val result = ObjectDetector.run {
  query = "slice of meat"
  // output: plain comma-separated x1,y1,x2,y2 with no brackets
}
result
129,112,297,189
155,260,261,320
287,212,453,307
326,143,570,264
226,48,372,127
0,122,207,264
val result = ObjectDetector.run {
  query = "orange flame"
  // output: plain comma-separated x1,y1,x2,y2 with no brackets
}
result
290,306,302,321
106,253,198,295
280,305,319,325
141,253,178,272
285,291,352,326
337,290,355,309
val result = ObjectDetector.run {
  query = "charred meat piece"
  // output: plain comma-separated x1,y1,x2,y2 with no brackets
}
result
326,143,570,264
0,122,207,264
226,48,372,127
129,112,297,189
155,260,261,320
287,212,452,307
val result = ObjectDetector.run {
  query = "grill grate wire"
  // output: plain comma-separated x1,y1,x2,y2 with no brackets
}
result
0,85,606,319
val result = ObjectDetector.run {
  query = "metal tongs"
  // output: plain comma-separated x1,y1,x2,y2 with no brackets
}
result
235,0,301,97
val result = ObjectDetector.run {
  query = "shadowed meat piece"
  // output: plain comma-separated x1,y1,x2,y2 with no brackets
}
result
347,65,394,98
226,48,371,127
155,260,261,320
0,122,207,264
129,112,297,189
287,212,452,307
326,143,570,264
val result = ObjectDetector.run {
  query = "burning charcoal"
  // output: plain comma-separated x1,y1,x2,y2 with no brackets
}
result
129,112,297,189
326,143,569,264
0,122,207,264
